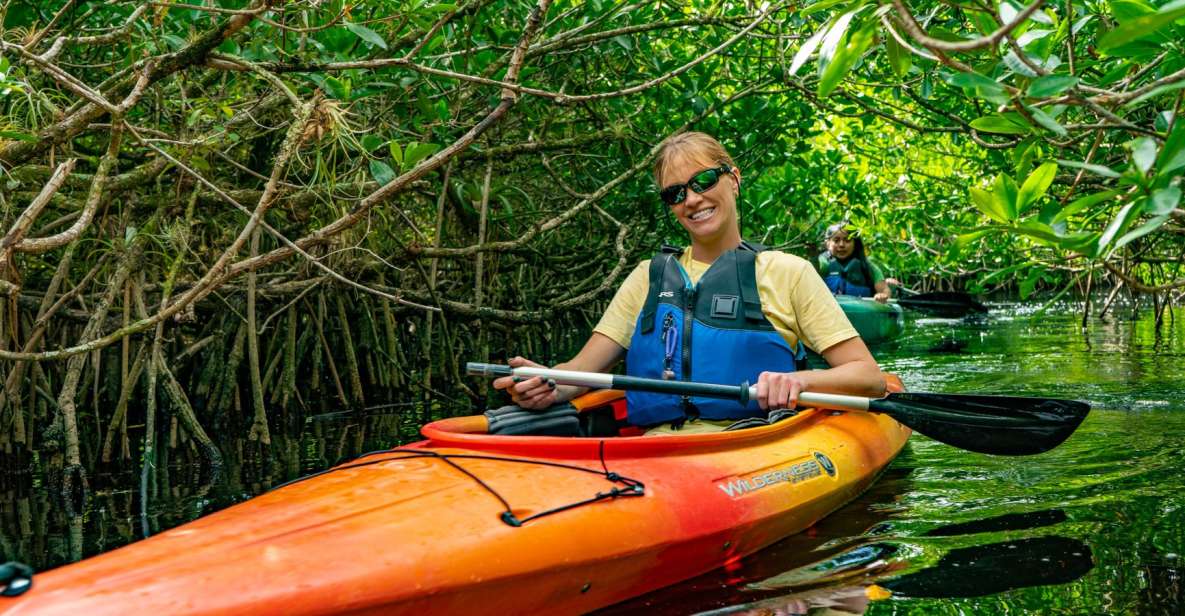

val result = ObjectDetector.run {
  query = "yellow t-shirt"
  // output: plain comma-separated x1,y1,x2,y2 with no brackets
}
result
593,249,857,354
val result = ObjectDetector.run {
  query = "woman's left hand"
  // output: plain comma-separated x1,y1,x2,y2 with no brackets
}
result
755,371,812,410
873,291,890,303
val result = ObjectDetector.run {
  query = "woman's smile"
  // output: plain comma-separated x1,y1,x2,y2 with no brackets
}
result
687,206,716,222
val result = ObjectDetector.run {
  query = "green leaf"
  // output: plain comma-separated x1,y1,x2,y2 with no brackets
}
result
1019,268,1043,299
323,76,350,100
801,0,850,16
884,30,912,78
1014,220,1063,244
1129,137,1158,174
1147,186,1181,215
370,160,396,185
1017,162,1057,211
1054,189,1122,223
1003,51,1039,78
970,186,1011,224
361,134,384,152
389,141,404,166
346,22,388,49
0,130,37,142
1115,213,1171,248
1027,75,1079,97
947,71,1003,90
1155,125,1185,174
994,173,1020,221
403,142,441,172
970,115,1031,135
945,71,1009,105
788,20,829,76
818,21,876,98
817,11,856,71
1099,0,1185,50
1027,106,1068,136
1122,80,1185,107
1056,159,1121,178
1097,200,1142,253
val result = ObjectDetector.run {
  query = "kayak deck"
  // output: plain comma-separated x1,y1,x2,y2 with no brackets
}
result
5,400,909,615
835,295,905,344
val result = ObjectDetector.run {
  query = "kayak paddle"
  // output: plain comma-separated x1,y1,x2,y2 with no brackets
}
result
467,363,1089,456
893,290,988,318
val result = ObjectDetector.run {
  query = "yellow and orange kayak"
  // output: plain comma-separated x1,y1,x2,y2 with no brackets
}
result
2,388,909,615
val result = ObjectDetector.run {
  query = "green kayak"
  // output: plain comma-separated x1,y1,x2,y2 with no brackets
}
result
835,295,904,345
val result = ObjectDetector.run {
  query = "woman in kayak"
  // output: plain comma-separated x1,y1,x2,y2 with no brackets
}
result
817,222,898,303
494,132,885,434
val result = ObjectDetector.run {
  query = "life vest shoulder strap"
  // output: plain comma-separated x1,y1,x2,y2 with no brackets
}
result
639,252,679,335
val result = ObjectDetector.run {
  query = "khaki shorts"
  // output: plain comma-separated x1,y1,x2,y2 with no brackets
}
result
643,418,734,436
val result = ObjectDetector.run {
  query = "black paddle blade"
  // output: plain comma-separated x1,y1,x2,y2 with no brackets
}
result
897,291,988,318
870,392,1090,455
882,536,1093,598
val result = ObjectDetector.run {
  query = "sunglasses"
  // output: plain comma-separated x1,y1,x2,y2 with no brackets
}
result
659,165,733,206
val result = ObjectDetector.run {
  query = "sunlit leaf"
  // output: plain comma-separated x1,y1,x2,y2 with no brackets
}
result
1129,137,1158,174
346,22,388,49
818,21,876,98
1027,75,1078,97
970,115,1031,135
994,173,1019,221
1122,80,1185,107
1017,162,1057,211
1003,51,1039,78
1156,125,1185,174
1099,0,1185,50
884,30,912,78
1147,186,1181,215
1097,200,1142,253
403,142,441,171
1057,159,1121,178
970,186,1011,224
1028,106,1068,136
1054,189,1123,223
0,130,37,142
1115,213,1171,248
370,160,396,185
788,20,829,76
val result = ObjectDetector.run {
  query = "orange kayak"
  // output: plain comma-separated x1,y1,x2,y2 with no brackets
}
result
2,387,909,615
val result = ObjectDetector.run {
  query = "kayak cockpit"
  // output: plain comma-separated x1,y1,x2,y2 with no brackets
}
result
418,405,826,459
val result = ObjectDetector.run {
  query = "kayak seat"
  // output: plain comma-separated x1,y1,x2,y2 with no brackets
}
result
572,389,642,437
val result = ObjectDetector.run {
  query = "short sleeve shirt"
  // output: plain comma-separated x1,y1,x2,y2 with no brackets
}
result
594,249,858,353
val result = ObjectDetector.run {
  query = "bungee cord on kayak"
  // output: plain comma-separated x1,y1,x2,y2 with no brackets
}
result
270,440,645,527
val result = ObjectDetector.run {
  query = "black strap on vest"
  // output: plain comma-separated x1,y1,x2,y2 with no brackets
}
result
639,242,766,334
639,245,683,335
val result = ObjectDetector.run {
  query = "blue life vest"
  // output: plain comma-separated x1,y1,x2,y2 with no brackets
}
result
625,243,805,427
819,252,874,297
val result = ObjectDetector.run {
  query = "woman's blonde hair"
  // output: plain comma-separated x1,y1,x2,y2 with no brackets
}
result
653,132,736,186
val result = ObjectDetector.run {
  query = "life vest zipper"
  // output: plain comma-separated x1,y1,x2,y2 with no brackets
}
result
682,284,696,418
661,313,676,380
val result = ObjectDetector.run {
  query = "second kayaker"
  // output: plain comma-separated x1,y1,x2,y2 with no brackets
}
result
817,222,899,303
493,132,885,434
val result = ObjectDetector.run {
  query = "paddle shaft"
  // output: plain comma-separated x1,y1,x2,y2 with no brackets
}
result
466,363,871,412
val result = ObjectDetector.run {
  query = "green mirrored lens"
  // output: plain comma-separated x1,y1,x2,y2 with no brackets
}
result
660,185,686,205
689,168,721,192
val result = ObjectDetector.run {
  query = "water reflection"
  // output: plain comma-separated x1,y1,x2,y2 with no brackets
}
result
2,304,1185,614
698,536,1093,615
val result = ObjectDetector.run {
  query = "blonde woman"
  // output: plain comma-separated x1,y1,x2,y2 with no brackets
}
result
495,132,884,433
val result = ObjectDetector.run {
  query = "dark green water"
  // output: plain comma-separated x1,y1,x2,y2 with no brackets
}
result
603,302,1185,614
3,302,1184,613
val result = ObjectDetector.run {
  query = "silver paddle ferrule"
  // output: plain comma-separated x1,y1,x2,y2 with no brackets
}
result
742,386,871,412
465,362,513,378
511,366,615,389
